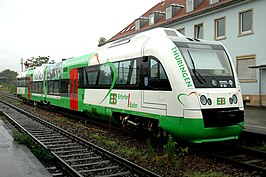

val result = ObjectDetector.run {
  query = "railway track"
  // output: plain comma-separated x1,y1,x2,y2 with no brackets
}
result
0,100,160,177
191,142,266,175
1,92,266,176
0,92,155,142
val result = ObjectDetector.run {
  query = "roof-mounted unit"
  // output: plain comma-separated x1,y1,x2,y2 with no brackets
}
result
209,0,219,5
166,4,184,20
135,17,149,31
149,11,165,26
186,0,204,13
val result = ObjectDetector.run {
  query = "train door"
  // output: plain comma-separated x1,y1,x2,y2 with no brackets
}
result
141,57,167,114
27,77,31,99
70,68,78,110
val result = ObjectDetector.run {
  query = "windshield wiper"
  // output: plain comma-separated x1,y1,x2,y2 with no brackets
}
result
187,51,206,84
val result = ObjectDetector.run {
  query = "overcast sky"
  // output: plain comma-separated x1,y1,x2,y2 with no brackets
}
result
0,0,160,73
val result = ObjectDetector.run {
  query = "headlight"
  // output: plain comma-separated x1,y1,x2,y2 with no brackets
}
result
232,94,238,104
229,97,233,104
207,98,212,105
200,95,207,105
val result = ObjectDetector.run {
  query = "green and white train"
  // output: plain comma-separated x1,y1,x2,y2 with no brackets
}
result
17,28,244,143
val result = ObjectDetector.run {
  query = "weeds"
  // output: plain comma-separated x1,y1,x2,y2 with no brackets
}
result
252,142,266,152
13,131,54,162
163,135,177,159
186,171,232,177
146,138,156,156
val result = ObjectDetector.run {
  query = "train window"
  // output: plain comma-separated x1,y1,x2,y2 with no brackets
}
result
98,65,112,85
48,81,53,94
31,81,43,93
149,58,168,80
145,57,171,91
150,59,159,78
17,78,27,87
86,66,98,85
129,60,137,84
82,68,88,86
159,65,167,79
81,58,140,89
60,80,69,94
115,59,137,85
116,60,131,84
38,82,42,93
53,81,60,94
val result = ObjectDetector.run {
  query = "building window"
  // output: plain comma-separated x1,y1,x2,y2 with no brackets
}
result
135,20,140,30
194,23,203,39
215,17,226,40
237,55,256,82
210,0,219,5
186,0,193,13
149,14,155,26
166,6,172,20
239,9,253,36
177,28,185,35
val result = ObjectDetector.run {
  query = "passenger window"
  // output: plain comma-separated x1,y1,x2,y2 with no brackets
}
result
48,81,53,94
98,65,112,85
150,59,158,78
129,60,137,84
86,66,98,85
54,81,60,94
159,65,167,79
116,60,131,84
147,57,171,91
115,59,137,85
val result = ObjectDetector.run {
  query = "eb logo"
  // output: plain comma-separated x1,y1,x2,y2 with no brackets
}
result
109,93,117,105
217,97,226,105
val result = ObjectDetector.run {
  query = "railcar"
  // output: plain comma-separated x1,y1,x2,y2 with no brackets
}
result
18,28,244,143
45,54,94,109
16,70,28,99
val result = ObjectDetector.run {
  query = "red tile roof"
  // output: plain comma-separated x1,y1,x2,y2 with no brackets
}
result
107,0,243,44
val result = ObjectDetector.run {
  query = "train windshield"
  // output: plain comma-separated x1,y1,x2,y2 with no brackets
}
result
174,42,235,88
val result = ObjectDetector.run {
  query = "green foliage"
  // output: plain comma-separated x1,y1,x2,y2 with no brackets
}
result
146,138,156,156
98,36,106,46
0,69,18,94
0,69,18,82
24,56,50,67
187,171,232,177
163,135,177,159
252,142,266,152
154,135,189,168
13,131,54,162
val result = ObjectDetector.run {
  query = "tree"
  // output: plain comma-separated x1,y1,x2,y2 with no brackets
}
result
0,69,18,83
0,69,18,93
98,37,106,46
24,56,50,68
48,60,55,64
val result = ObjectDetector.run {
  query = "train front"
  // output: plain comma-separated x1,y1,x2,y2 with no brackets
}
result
170,39,244,143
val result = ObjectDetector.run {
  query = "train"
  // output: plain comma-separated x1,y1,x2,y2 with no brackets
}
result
17,28,244,143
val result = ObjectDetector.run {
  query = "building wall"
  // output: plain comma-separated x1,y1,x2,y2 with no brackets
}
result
165,0,266,106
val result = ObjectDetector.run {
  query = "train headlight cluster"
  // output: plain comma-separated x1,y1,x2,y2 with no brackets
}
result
229,94,238,104
200,95,212,105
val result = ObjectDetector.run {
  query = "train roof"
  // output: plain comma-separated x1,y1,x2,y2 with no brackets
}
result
104,27,222,50
63,53,94,69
